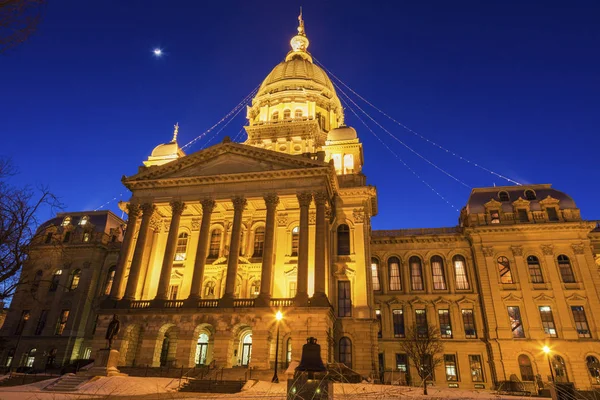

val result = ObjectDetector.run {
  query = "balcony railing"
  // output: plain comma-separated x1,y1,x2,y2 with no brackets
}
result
270,298,295,307
197,299,219,308
164,300,184,308
130,300,151,309
232,299,255,308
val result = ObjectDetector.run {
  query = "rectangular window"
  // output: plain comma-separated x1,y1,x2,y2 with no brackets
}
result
395,354,409,383
507,306,525,338
517,209,529,222
547,207,559,221
462,309,477,338
393,309,405,338
527,257,544,283
431,258,447,290
83,232,91,243
208,230,221,258
288,281,296,298
571,306,591,338
371,262,381,291
168,285,179,300
15,310,30,335
438,309,453,338
338,281,352,317
35,310,48,335
55,309,69,335
539,306,558,337
444,354,458,381
410,259,424,291
415,309,428,338
376,309,382,338
489,209,500,224
389,260,401,291
454,257,470,290
469,355,484,382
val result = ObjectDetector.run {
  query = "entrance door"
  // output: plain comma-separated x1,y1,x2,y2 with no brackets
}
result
195,333,209,366
240,333,252,366
160,337,170,367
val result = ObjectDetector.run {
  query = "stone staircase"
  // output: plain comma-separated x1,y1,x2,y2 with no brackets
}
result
0,375,56,387
44,374,91,391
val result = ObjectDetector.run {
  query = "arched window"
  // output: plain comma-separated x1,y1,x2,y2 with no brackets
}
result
250,280,261,298
68,269,81,291
371,258,381,291
409,256,424,291
586,356,600,384
195,333,209,366
337,224,350,255
104,265,116,295
553,355,569,382
453,255,470,290
286,338,292,367
518,355,534,381
291,226,299,256
5,348,15,367
497,256,514,283
283,109,291,119
49,269,62,292
339,337,352,368
498,191,510,202
526,256,543,283
79,216,89,226
209,230,221,258
26,348,37,367
388,257,401,291
253,227,265,257
240,332,252,366
294,109,303,119
204,280,216,298
524,189,536,200
174,232,189,261
557,255,575,283
431,256,447,290
343,154,354,174
331,154,342,173
31,270,43,293
61,216,71,226
272,111,279,121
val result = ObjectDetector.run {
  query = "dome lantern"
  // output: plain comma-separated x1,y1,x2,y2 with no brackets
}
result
143,123,185,167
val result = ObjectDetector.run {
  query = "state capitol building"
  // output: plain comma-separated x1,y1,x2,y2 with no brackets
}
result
2,15,600,392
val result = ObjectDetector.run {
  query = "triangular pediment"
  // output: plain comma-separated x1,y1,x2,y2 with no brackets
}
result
127,142,330,183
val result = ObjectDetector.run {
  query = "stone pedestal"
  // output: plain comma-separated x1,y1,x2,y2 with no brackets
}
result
86,349,125,376
287,375,332,400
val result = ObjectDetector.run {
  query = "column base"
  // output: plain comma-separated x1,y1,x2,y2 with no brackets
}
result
310,292,330,307
219,294,234,308
294,293,309,307
254,294,271,307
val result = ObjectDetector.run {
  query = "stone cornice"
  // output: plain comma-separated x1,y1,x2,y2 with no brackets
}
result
464,221,596,234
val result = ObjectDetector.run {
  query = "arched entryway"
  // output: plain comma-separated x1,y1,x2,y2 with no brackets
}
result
153,324,179,367
25,348,37,367
119,324,143,366
187,324,215,367
552,355,569,383
234,329,252,367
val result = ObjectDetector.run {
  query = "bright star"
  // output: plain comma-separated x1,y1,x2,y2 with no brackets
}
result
153,48,162,57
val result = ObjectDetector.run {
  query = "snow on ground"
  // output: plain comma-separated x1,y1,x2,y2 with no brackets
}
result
77,376,182,395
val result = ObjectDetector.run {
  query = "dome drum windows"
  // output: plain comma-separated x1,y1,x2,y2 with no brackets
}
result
498,191,510,202
271,111,279,121
283,109,291,120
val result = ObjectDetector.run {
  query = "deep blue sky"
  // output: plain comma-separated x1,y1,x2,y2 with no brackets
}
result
3,1,599,229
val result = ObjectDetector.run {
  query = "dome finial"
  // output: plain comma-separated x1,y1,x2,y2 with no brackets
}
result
290,8,310,55
172,122,179,142
297,7,305,36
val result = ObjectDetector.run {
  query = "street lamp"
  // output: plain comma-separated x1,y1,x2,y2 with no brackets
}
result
543,346,555,383
272,310,283,383
11,312,30,376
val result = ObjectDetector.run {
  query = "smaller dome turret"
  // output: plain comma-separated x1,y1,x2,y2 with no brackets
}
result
327,125,357,142
143,123,185,167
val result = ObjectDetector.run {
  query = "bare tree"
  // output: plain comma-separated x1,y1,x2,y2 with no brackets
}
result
0,0,46,53
398,322,444,395
0,157,62,302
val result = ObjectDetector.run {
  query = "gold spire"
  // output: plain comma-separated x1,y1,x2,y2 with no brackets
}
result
172,122,179,142
297,7,305,36
289,8,310,57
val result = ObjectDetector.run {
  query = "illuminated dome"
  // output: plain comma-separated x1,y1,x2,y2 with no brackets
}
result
143,124,185,167
327,125,357,142
257,58,336,97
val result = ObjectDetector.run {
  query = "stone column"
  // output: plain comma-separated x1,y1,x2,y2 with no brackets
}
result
153,201,186,302
187,199,216,302
109,203,139,300
122,203,155,301
220,196,246,306
312,191,329,306
295,192,312,306
255,194,279,307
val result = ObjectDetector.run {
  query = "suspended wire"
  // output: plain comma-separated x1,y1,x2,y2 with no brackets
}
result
315,58,522,186
201,103,247,149
233,127,246,142
93,193,123,211
181,84,259,150
333,80,472,189
339,95,460,212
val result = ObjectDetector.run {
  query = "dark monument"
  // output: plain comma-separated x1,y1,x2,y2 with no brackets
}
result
287,337,332,400
105,314,120,349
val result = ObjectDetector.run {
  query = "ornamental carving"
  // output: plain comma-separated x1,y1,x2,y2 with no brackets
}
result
231,196,247,211
201,198,216,212
541,244,554,256
126,203,140,218
353,208,365,223
510,246,523,256
191,218,201,231
149,214,162,233
571,243,585,255
264,194,280,208
170,200,186,215
309,211,316,225
482,246,494,257
313,191,328,205
297,192,312,207
140,203,155,216
277,213,288,227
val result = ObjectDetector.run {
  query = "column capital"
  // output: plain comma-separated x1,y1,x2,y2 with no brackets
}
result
232,196,247,211
297,192,312,207
170,200,186,216
313,191,328,205
126,203,140,217
264,194,280,208
140,203,156,216
201,198,216,212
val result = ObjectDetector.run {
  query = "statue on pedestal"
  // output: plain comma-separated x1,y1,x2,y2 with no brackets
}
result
105,314,120,349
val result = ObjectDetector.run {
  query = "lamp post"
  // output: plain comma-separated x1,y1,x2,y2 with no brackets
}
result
11,312,30,376
543,346,555,383
272,311,283,383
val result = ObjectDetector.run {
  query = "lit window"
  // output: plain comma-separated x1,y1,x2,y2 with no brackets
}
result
518,355,534,381
527,256,544,283
25,348,36,367
539,306,558,337
338,281,352,317
586,356,600,384
168,285,179,300
462,309,477,338
253,227,265,257
371,258,381,291
294,109,303,119
343,154,354,174
55,310,69,335
410,256,424,291
469,355,484,382
68,269,81,291
204,281,216,298
438,309,453,338
331,154,342,173
250,280,261,298
339,337,352,368
388,257,401,291
49,269,62,292
453,255,470,290
82,232,91,242
174,232,189,261
489,209,500,224
79,216,89,226
498,191,510,202
376,309,382,338
291,226,299,256
209,230,221,258
15,310,30,335
524,189,536,200
104,265,116,295
288,281,296,298
553,356,568,381
415,309,428,338
337,224,350,255
393,309,405,338
557,255,575,283
61,216,71,226
497,256,514,284
507,306,525,338
283,109,291,119
444,354,458,381
286,338,292,368
431,256,447,290
571,306,591,338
